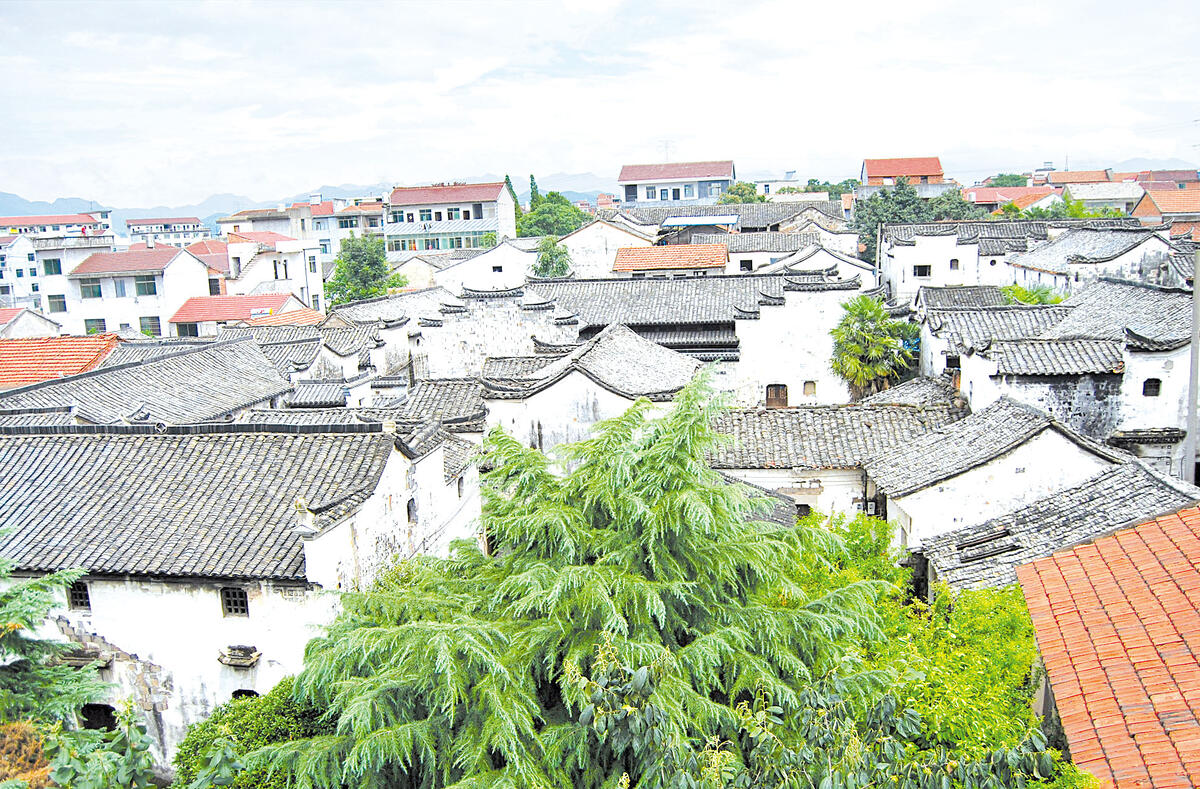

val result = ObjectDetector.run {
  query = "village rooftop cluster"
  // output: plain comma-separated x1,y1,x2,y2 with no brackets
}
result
2,155,1200,785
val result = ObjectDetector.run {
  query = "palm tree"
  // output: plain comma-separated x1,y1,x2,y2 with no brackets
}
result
830,295,914,400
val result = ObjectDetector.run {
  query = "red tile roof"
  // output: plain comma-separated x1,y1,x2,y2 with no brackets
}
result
1169,222,1200,242
0,236,22,249
965,186,1057,204
1138,191,1200,215
0,214,101,227
0,334,121,389
862,157,944,178
126,217,201,226
70,247,185,276
612,243,728,272
618,161,735,183
185,239,230,274
244,307,325,326
169,294,296,324
1047,170,1113,184
338,202,383,214
289,201,336,217
0,308,26,326
387,182,505,206
227,231,296,251
1018,504,1200,789
989,191,1059,213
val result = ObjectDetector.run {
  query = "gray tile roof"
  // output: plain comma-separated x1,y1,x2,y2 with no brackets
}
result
709,404,963,470
286,381,349,408
442,433,476,483
983,339,1125,375
98,339,216,368
527,272,858,329
924,463,1200,589
396,378,486,431
0,407,78,427
926,305,1073,352
0,424,396,580
917,285,1007,310
482,324,699,401
718,472,801,527
218,324,382,360
236,408,399,426
1009,228,1165,274
329,286,461,326
0,338,292,425
882,218,1143,248
863,397,1126,498
623,202,830,230
257,338,323,374
1040,278,1192,349
858,376,964,408
693,232,820,253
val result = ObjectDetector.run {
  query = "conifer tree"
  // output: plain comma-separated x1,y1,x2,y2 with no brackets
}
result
529,174,541,209
250,375,886,788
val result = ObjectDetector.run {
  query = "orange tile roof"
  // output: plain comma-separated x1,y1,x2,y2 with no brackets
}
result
1018,504,1200,789
1169,222,1200,242
966,186,1056,203
244,307,325,326
0,334,121,390
338,202,383,214
841,193,854,211
989,191,1057,213
0,308,26,326
169,294,296,324
1047,170,1112,184
862,157,944,178
227,231,295,248
1140,191,1200,215
185,239,230,274
613,243,728,272
70,247,183,276
388,182,505,207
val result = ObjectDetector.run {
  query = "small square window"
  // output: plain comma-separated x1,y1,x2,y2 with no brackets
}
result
913,265,932,278
30,283,38,292
43,259,62,275
84,318,106,334
69,581,91,610
1143,378,1162,397
802,380,816,396
740,260,753,272
220,587,249,617
28,267,37,277
492,265,502,273
646,187,656,200
47,295,66,312
139,316,161,336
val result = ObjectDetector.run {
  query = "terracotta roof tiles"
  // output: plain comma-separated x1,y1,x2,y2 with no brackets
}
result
387,182,505,207
0,334,121,390
612,243,728,271
70,247,185,276
618,160,735,183
1139,191,1200,215
862,157,944,178
170,294,297,324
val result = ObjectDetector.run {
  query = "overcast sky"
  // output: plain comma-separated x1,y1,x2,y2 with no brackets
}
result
1,0,1197,207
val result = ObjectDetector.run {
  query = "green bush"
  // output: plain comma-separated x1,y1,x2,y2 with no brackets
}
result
171,678,330,789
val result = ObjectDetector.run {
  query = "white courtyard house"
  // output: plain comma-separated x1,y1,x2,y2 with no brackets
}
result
0,306,60,338
0,414,478,775
225,231,324,310
59,246,220,336
126,217,212,248
384,182,517,255
557,218,654,278
616,160,735,207
481,324,700,451
1006,225,1175,294
434,238,537,295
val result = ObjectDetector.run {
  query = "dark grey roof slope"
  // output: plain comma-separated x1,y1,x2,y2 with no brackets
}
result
926,305,1073,352
0,407,78,428
442,433,476,482
863,398,1126,498
482,325,699,402
625,202,822,229
99,338,215,367
693,232,820,253
258,338,323,374
917,286,1007,310
286,381,349,408
925,463,1200,589
882,219,1142,248
218,324,382,360
0,425,397,580
858,377,964,408
0,339,291,425
983,339,1124,375
1009,228,1165,274
527,272,858,328
328,287,460,325
397,378,486,431
709,405,963,470
236,408,396,426
1040,278,1192,349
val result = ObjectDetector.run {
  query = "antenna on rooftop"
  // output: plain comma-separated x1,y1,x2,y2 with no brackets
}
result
658,139,674,162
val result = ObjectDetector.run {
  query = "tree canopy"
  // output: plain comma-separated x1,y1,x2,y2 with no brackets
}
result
777,178,860,198
246,376,886,788
716,181,766,204
1000,195,1124,220
518,191,590,237
987,174,1028,187
531,236,572,278
851,179,985,261
324,234,406,306
830,295,916,400
1002,284,1065,305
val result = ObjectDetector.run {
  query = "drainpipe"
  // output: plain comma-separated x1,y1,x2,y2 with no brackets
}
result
1184,248,1200,483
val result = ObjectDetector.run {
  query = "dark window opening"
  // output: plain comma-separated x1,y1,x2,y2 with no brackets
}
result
81,704,117,731
949,258,959,270
1143,378,1162,397
457,477,465,498
739,260,753,272
796,504,812,517
946,355,961,369
913,265,932,278
406,499,417,524
492,265,502,273
220,587,249,617
208,278,221,296
68,581,91,611
231,689,259,700
765,384,788,408
177,323,199,338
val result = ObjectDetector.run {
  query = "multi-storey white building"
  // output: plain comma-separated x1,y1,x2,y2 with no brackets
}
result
384,182,517,255
225,232,324,311
126,217,212,248
617,161,735,207
0,213,117,314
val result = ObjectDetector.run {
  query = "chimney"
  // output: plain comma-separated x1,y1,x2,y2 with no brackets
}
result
293,497,317,536
309,193,322,205
146,237,155,249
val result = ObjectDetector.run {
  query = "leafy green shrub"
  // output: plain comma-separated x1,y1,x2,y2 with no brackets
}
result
171,678,330,789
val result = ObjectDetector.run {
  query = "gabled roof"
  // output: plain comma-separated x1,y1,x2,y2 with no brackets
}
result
1046,170,1112,184
1136,190,1200,215
287,380,349,408
0,338,291,424
329,286,461,326
858,376,964,408
1009,228,1167,274
0,334,121,390
928,463,1200,590
612,243,728,271
290,200,336,216
693,231,820,254
394,378,486,432
864,398,1125,498
69,247,189,277
559,217,656,243
337,202,383,214
993,191,1059,212
481,324,699,402
1063,182,1144,201
710,403,963,470
170,293,299,324
622,202,825,230
126,216,202,226
98,338,215,368
1018,504,1200,788
964,186,1055,204
0,423,398,580
227,230,296,249
916,285,1007,310
185,238,229,274
387,182,505,207
862,157,943,178
244,307,325,326
1041,278,1192,348
618,160,735,183
0,214,101,227
982,339,1125,376
926,304,1073,352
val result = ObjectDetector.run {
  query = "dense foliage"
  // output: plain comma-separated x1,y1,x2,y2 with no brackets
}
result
776,178,860,198
851,179,985,261
0,722,50,788
1002,284,1064,305
246,377,886,787
987,174,1028,187
532,236,572,278
172,678,330,789
716,182,766,204
44,702,158,789
325,234,406,306
830,295,916,400
998,195,1124,220
518,190,590,237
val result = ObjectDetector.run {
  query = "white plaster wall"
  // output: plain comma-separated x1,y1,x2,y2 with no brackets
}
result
412,299,578,378
227,244,323,309
435,244,533,295
485,371,642,452
560,222,651,278
883,235,1020,302
888,429,1115,548
0,311,60,337
1118,346,1189,432
62,254,210,336
719,467,865,518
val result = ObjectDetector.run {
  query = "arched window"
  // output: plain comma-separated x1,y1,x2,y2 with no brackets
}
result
949,258,959,270
457,477,465,498
407,499,418,523
1144,378,1162,397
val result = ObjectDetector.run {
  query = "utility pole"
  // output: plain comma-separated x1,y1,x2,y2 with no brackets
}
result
658,140,673,162
1185,248,1200,483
